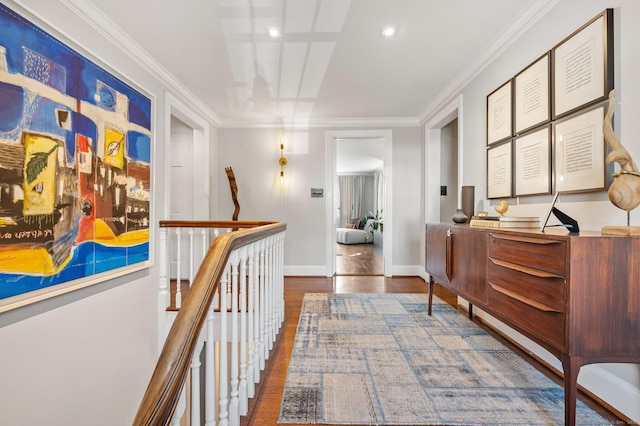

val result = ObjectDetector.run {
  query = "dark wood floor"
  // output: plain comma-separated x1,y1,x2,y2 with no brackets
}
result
336,243,383,275
240,276,623,425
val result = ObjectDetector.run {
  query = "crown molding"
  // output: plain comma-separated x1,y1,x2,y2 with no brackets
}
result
419,0,560,125
217,115,420,129
29,0,556,131
59,0,222,126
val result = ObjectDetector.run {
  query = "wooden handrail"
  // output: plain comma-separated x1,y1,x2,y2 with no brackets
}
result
133,221,286,425
159,220,276,229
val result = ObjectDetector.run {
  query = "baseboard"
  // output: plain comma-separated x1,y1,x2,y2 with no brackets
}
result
390,265,424,276
284,265,426,277
284,266,328,276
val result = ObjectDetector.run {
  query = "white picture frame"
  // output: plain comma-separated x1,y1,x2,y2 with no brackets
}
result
487,141,512,199
487,80,513,145
514,126,551,197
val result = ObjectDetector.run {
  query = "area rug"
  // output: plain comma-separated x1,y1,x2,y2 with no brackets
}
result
278,293,609,425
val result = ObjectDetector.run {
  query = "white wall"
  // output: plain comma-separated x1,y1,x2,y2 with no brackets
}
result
217,126,422,275
0,1,216,424
426,0,640,421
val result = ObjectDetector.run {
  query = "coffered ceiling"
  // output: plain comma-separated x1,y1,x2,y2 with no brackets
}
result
80,0,553,127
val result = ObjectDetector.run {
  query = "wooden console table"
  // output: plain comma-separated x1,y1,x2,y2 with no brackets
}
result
425,223,640,425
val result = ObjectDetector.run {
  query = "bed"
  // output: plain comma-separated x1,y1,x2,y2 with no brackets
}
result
336,219,375,244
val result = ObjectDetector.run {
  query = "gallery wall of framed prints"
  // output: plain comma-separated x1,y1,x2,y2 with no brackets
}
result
485,9,613,199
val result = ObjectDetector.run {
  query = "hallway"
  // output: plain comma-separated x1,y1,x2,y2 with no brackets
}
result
240,276,622,425
335,243,383,275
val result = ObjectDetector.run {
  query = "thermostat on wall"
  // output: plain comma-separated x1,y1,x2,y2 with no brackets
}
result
310,188,324,198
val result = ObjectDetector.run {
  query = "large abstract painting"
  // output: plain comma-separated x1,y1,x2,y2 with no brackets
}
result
0,4,151,308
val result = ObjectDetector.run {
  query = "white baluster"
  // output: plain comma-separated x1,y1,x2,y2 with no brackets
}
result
264,238,273,353
229,251,240,426
219,265,229,426
175,228,182,309
189,228,195,291
158,227,169,346
270,235,277,343
205,304,217,426
171,385,186,426
238,246,248,415
277,232,285,327
201,229,208,264
191,336,205,426
258,239,267,369
246,243,256,397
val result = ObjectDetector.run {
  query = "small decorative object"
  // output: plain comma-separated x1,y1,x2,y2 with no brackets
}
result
452,208,469,224
461,186,475,221
601,90,640,235
494,200,509,216
225,166,240,221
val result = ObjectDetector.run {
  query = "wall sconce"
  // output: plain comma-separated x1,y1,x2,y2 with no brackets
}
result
279,141,287,184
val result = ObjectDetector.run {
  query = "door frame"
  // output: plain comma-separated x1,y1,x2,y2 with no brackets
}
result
423,95,463,275
325,129,393,277
164,93,211,221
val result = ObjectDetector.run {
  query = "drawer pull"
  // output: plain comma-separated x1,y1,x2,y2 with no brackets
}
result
490,258,564,279
489,282,562,313
490,233,563,245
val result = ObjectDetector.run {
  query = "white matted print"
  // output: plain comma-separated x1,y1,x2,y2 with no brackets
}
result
515,53,550,134
514,126,551,196
553,10,613,118
487,141,512,199
554,104,606,193
487,81,512,145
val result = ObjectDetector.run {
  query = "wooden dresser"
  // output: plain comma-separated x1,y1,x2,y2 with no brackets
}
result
425,223,640,425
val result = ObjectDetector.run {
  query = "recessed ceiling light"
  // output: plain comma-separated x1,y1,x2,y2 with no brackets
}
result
267,27,281,39
381,26,396,38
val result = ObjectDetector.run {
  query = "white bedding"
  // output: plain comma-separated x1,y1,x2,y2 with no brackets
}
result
336,219,375,244
336,228,372,244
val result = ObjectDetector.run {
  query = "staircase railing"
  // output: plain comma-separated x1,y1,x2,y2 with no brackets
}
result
134,220,286,425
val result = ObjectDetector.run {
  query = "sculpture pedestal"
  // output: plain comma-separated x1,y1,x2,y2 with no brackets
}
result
601,225,640,236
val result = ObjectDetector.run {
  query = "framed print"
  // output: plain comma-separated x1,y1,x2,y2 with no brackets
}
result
514,53,550,134
514,125,551,197
487,80,513,145
487,140,512,199
552,9,613,119
0,4,152,312
554,102,609,193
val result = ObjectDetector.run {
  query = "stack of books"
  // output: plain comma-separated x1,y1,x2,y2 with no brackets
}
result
470,215,540,229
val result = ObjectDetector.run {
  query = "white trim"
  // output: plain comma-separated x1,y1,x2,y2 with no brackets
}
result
32,0,556,130
218,116,420,129
424,95,463,220
418,0,559,125
326,130,393,277
391,265,426,277
284,266,328,276
59,0,222,126
164,93,212,221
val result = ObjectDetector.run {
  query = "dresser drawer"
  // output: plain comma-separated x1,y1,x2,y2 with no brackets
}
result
486,278,565,350
488,258,565,313
489,233,566,275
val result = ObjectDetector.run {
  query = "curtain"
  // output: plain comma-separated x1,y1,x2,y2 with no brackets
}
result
373,169,384,220
338,175,366,227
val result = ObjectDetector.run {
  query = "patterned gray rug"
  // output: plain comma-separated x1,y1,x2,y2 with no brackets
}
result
278,293,610,425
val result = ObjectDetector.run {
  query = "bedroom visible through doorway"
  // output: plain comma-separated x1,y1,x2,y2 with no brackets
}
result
336,242,383,275
335,138,384,276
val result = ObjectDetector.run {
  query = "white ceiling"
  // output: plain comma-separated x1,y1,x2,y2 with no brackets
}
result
81,0,551,128
336,138,384,174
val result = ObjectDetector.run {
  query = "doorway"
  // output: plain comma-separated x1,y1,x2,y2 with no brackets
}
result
326,130,392,277
165,94,211,277
439,118,459,222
